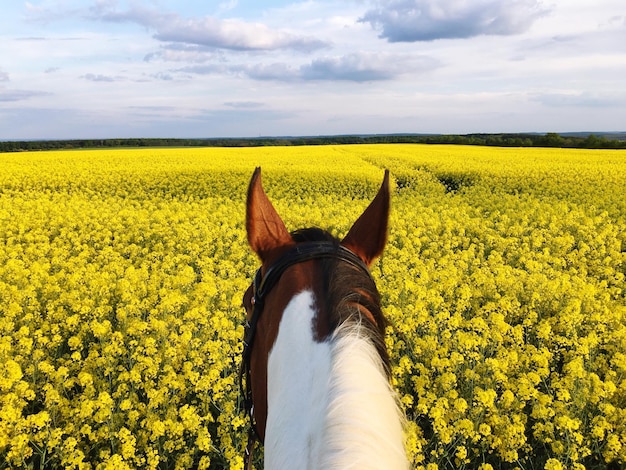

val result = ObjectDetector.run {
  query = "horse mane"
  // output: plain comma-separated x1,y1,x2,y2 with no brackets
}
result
290,228,391,377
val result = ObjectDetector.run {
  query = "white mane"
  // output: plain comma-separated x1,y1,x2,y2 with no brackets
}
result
265,290,408,469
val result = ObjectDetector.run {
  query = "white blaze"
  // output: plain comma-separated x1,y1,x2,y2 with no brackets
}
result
265,291,331,468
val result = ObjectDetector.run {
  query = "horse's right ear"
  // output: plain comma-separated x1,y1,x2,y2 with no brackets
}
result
341,170,390,266
246,167,292,261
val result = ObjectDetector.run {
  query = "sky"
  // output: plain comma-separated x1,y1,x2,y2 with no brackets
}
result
1,0,625,140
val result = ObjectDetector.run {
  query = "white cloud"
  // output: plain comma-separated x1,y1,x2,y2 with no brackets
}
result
533,91,626,108
177,52,439,82
243,62,301,81
144,44,226,63
301,52,439,81
24,1,81,23
155,17,328,52
88,2,329,52
223,101,264,108
0,88,49,102
81,73,119,82
360,0,549,42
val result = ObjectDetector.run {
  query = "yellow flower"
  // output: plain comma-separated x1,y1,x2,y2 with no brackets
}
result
117,427,136,460
1,144,625,469
455,445,468,461
474,388,497,409
544,458,564,470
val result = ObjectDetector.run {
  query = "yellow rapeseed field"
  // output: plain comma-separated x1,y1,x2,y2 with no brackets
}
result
1,144,625,469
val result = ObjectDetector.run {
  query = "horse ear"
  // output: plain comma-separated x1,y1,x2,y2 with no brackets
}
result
246,167,292,261
342,170,390,266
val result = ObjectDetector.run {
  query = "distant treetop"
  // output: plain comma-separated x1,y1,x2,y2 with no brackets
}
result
1,133,625,152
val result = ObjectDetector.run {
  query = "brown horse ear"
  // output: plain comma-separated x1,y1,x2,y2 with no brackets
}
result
341,170,390,266
246,167,292,261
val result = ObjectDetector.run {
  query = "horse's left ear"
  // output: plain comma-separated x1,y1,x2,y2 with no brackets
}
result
341,170,390,266
246,167,292,261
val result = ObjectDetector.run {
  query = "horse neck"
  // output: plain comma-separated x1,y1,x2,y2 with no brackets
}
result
263,290,407,470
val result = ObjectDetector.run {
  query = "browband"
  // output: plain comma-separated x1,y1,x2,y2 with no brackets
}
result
253,242,371,308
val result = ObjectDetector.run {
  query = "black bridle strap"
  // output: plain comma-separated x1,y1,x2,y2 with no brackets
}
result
256,242,371,304
239,241,372,457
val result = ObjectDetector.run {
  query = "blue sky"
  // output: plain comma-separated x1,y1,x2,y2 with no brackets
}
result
1,0,625,140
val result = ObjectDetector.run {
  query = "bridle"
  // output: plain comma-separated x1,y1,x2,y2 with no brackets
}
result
239,241,373,469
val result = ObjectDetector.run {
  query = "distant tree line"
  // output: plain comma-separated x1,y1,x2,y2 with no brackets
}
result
1,132,625,152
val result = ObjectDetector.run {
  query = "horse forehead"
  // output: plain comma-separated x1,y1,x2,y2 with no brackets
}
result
272,261,324,308
262,261,329,344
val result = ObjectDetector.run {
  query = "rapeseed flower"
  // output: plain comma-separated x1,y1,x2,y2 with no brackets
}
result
0,145,625,468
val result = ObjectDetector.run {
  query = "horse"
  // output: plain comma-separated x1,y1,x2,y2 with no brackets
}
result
240,167,408,469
